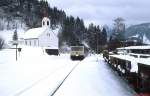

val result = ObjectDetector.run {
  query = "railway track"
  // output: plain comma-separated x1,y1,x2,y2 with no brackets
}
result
14,60,82,96
50,61,81,96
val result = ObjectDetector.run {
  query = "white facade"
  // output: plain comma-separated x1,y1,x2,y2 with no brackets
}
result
23,17,59,49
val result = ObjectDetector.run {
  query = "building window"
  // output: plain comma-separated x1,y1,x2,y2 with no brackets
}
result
25,41,27,45
47,33,50,37
47,21,49,25
34,40,36,46
30,41,31,46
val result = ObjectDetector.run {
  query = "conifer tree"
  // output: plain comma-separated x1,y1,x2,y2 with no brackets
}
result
0,37,4,49
13,29,18,41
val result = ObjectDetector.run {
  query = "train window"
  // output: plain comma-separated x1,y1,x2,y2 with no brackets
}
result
147,49,150,54
71,46,84,51
140,55,150,58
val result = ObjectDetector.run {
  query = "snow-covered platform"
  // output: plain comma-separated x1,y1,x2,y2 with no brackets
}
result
53,55,136,96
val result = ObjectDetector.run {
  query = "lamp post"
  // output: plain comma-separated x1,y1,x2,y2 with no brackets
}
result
15,42,18,61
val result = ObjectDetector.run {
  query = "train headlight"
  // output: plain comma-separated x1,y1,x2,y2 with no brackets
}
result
76,54,79,56
75,52,79,56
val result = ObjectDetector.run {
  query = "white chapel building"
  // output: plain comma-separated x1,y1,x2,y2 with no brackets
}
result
23,17,59,55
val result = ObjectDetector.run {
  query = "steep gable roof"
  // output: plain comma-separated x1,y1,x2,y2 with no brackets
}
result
24,27,47,39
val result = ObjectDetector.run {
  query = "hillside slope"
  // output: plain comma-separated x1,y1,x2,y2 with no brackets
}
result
125,23,150,44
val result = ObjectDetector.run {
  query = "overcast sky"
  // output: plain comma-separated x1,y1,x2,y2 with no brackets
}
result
48,0,150,27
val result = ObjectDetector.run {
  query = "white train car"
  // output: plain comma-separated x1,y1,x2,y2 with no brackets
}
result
70,46,85,60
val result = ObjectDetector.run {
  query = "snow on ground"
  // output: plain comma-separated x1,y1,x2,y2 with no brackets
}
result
54,55,136,96
0,46,79,96
0,45,136,96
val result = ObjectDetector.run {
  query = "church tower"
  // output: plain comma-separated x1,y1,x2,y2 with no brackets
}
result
42,17,51,28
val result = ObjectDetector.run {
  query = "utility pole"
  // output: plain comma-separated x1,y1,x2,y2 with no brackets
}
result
97,34,98,54
16,44,18,61
13,23,18,61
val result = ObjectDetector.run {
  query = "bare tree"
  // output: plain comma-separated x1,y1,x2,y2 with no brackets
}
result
108,17,126,51
114,17,125,33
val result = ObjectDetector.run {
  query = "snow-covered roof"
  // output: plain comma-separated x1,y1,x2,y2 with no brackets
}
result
23,26,60,40
138,58,150,66
117,45,150,50
131,34,139,38
24,27,47,39
110,54,135,62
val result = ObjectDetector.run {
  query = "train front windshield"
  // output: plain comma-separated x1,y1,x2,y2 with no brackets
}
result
71,46,84,51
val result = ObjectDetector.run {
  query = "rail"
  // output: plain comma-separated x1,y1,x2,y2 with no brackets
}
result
50,61,81,96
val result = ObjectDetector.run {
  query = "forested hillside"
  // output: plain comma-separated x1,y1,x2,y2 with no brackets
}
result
0,0,66,29
0,0,107,52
